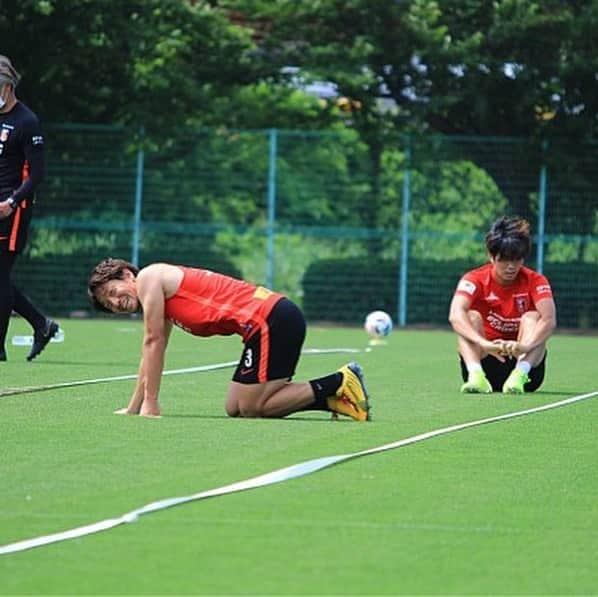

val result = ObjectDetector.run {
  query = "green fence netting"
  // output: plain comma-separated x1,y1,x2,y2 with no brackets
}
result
11,126,598,329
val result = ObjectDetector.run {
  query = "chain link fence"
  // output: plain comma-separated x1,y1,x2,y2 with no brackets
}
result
13,125,598,328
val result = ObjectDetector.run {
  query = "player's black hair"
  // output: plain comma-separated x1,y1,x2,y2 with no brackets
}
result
485,216,531,260
88,257,140,312
0,55,21,87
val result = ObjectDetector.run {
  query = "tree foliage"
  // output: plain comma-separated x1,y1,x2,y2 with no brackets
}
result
237,0,598,223
1,0,342,135
2,0,596,244
1,0,265,133
242,0,597,137
5,1,595,141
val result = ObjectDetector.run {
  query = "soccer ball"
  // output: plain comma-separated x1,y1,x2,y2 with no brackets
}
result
364,310,393,338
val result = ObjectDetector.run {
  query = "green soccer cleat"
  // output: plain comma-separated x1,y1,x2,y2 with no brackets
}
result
460,369,493,394
502,368,530,394
327,362,371,421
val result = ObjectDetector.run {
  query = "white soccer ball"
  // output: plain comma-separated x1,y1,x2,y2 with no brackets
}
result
364,310,393,338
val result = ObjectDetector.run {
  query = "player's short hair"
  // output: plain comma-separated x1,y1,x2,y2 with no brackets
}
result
0,55,21,88
485,216,531,260
88,258,140,312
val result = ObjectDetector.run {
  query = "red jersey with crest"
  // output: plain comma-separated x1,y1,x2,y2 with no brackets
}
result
164,267,283,341
454,264,553,340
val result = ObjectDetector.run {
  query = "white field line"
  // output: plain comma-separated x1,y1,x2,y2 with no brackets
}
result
0,347,362,398
1,389,596,556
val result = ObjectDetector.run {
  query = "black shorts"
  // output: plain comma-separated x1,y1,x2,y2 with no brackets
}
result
459,352,547,392
232,297,306,384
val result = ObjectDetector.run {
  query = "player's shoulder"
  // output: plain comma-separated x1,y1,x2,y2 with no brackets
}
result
519,266,553,296
13,101,40,125
139,263,184,294
455,264,489,296
9,103,43,145
461,263,491,282
137,263,176,284
520,265,549,282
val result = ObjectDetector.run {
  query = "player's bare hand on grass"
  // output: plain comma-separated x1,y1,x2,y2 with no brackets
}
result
140,398,161,417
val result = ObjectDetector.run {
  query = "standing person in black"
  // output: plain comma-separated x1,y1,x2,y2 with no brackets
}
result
0,55,58,361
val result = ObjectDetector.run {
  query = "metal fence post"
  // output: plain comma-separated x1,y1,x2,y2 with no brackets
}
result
266,128,278,289
131,127,145,267
536,140,548,273
398,136,411,327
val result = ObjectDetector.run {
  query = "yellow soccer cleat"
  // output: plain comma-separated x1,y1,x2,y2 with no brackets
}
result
460,369,493,394
327,362,371,421
502,368,530,394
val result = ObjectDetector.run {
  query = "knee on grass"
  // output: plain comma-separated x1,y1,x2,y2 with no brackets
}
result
238,404,269,418
225,403,267,418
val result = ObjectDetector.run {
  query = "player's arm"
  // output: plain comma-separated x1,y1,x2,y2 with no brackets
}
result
11,149,44,203
118,358,146,415
12,119,45,204
0,122,44,219
449,294,484,344
449,293,506,360
116,319,173,415
508,297,557,357
136,268,171,417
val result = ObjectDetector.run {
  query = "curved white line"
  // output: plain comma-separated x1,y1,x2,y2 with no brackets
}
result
0,348,362,398
1,389,596,556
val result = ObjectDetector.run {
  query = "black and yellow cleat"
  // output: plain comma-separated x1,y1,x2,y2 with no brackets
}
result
327,362,371,421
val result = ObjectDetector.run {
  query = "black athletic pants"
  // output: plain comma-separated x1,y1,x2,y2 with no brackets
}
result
0,251,46,353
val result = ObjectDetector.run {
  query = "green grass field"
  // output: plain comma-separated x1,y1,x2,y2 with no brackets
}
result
0,318,596,595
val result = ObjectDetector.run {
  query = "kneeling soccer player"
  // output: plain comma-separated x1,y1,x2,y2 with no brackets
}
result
448,216,557,394
88,258,371,420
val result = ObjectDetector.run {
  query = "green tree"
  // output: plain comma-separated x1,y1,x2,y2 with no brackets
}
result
1,0,344,136
1,0,261,133
237,0,598,230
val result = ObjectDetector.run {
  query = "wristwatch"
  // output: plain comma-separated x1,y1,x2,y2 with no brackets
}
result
7,197,18,210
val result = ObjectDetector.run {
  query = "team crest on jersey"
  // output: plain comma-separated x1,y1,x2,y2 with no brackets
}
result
514,295,528,313
0,128,9,142
32,135,44,145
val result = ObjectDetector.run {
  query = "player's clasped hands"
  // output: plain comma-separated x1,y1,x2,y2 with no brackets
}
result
490,339,527,360
482,339,507,361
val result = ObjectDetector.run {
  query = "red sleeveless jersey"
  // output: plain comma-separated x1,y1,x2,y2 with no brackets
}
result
164,267,284,341
454,263,553,340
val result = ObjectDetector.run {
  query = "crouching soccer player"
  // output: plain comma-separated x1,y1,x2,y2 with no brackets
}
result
88,258,371,420
448,216,557,394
